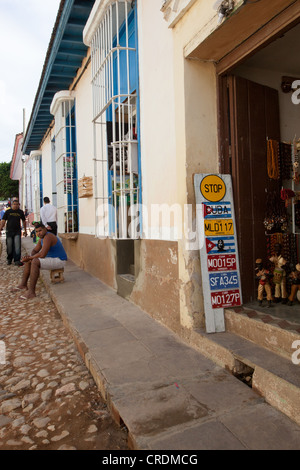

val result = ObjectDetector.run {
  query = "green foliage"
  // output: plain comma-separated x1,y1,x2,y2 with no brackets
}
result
0,162,19,200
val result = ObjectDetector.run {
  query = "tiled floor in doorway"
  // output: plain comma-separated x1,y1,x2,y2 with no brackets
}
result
233,302,300,334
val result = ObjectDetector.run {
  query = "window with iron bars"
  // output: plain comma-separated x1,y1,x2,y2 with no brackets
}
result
53,98,79,234
91,0,140,239
31,153,42,222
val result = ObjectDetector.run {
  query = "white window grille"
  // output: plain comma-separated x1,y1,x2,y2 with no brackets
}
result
33,158,40,221
25,158,34,214
90,0,140,239
51,92,78,234
29,151,42,222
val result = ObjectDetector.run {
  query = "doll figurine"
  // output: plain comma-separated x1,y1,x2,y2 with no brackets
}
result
287,264,300,306
255,258,273,307
269,243,287,303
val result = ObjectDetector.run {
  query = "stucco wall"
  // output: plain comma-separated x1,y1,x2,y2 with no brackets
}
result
169,0,219,329
137,0,178,239
137,0,219,226
131,239,181,333
61,234,117,290
40,129,55,211
74,60,95,236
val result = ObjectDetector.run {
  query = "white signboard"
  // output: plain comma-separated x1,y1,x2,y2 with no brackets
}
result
194,174,242,333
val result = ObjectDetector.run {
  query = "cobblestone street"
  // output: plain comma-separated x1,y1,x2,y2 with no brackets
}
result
0,238,128,450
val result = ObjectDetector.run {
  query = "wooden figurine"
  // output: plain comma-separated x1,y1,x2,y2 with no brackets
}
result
287,264,300,306
269,243,287,303
255,258,273,308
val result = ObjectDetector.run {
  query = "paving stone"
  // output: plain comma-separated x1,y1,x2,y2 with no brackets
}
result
0,398,22,413
51,430,70,442
33,417,51,429
0,415,12,427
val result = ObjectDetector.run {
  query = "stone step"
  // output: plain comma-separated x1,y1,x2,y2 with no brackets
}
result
129,264,135,276
187,327,300,427
116,273,135,300
224,307,300,360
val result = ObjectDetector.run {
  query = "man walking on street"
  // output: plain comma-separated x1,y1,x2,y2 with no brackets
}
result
0,200,27,265
15,223,67,299
40,197,58,235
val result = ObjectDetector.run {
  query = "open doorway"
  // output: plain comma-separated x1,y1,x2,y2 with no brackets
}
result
219,22,300,322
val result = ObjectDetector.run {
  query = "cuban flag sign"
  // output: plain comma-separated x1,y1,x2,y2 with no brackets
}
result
203,202,232,219
205,236,236,255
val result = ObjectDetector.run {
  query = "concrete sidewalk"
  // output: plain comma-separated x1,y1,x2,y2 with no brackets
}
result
22,238,300,450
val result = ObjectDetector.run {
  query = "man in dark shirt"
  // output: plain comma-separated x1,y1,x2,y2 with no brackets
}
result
0,200,27,265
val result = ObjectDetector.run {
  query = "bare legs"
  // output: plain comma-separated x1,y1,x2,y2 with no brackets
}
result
17,258,41,298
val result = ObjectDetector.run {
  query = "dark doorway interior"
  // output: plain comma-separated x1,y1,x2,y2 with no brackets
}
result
219,75,281,302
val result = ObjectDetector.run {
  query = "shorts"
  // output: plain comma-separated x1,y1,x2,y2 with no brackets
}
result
39,257,66,270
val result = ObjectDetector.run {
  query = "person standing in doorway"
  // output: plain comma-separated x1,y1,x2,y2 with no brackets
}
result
0,200,27,265
40,197,58,236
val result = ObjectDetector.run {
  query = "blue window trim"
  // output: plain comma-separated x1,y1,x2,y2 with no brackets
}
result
65,103,79,232
135,1,142,231
39,156,43,210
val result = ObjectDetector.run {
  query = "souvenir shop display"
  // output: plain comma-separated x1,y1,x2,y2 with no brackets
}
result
287,264,300,306
259,138,300,304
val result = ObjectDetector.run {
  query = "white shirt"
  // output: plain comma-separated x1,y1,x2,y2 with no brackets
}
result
40,203,57,226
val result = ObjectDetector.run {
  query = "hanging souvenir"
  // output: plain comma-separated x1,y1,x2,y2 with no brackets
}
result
280,188,295,207
267,139,280,180
295,201,300,229
293,139,300,184
293,160,299,184
264,191,288,233
279,142,292,180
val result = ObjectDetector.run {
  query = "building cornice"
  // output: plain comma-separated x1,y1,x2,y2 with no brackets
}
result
83,0,132,46
161,0,197,28
29,150,42,160
50,90,76,116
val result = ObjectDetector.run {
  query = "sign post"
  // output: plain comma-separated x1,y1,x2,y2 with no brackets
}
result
194,174,242,333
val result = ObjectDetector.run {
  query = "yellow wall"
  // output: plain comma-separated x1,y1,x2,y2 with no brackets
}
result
137,0,177,239
40,128,55,209
74,60,95,236
137,0,219,244
166,0,220,327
